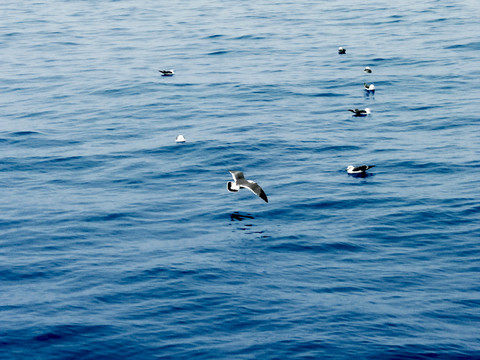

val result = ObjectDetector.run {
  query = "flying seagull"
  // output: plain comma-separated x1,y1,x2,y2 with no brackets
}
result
346,165,375,174
364,67,372,73
348,108,371,117
159,69,175,76
338,47,346,54
227,170,268,203
364,82,375,92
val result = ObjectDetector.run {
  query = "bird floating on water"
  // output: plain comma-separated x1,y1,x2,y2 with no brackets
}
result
364,82,375,92
227,170,268,203
159,69,175,76
346,165,375,174
176,135,186,143
338,47,346,54
364,67,372,73
348,108,371,117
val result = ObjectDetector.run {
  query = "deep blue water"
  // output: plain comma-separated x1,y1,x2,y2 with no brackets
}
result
1,0,480,359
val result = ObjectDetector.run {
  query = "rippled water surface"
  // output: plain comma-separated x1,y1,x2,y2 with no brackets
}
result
1,0,480,359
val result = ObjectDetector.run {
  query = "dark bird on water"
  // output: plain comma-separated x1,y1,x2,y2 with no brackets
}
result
364,67,372,73
348,108,371,117
346,165,375,174
227,170,268,203
159,69,175,76
338,47,346,54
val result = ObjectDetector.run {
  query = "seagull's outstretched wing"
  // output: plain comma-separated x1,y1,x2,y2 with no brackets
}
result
241,180,268,203
229,170,245,182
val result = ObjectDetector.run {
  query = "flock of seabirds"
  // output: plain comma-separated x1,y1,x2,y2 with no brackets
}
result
160,46,375,204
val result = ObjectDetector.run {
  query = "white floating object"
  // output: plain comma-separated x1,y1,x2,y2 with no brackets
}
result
176,135,186,143
364,83,375,91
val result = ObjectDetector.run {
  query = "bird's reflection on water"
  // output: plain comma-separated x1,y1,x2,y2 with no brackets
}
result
348,172,376,179
230,212,254,221
229,212,269,237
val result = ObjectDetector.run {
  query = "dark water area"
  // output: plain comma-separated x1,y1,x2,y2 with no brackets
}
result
1,0,480,359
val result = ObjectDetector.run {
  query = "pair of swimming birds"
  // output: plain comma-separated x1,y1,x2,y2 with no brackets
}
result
227,166,375,203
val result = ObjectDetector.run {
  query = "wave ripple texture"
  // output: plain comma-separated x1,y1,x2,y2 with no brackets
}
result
1,0,480,359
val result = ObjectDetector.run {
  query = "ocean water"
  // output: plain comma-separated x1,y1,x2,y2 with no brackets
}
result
1,0,480,359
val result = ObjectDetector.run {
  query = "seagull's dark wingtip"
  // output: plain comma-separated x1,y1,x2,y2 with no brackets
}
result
259,191,269,203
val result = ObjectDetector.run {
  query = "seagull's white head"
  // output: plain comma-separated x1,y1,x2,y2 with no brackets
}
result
346,165,354,172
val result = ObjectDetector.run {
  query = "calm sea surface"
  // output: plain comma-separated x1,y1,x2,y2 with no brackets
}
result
1,0,480,359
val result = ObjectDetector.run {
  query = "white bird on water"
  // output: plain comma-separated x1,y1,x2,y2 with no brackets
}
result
364,83,375,92
227,170,268,203
176,135,186,143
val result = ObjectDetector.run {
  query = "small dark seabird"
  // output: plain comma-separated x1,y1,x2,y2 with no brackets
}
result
227,170,268,203
348,108,371,117
346,165,375,174
364,82,375,92
159,69,175,76
338,47,346,54
364,66,372,73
